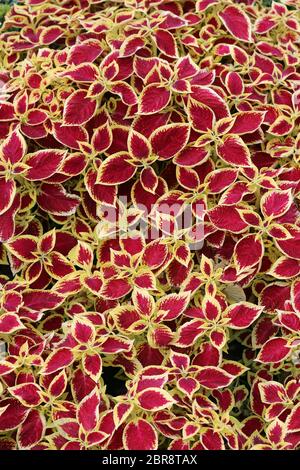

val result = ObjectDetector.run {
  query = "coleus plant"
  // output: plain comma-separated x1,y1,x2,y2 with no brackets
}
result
0,0,299,451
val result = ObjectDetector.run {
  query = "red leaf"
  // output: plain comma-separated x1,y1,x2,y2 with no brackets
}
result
191,86,229,120
139,84,171,114
269,117,293,136
230,112,265,134
268,257,300,279
177,377,199,397
61,64,98,82
113,306,143,333
0,178,15,216
128,130,151,161
257,338,291,364
0,102,15,121
150,124,190,160
207,168,238,193
287,402,300,433
2,292,22,313
170,351,189,370
42,348,74,374
120,35,145,57
86,431,108,447
100,336,133,354
225,71,244,96
175,319,205,347
77,389,100,432
261,189,293,219
25,149,66,180
85,169,117,205
154,29,178,57
124,419,158,450
63,90,96,125
217,135,252,167
196,367,235,389
197,0,218,11
97,153,136,185
68,40,103,65
174,147,208,167
156,293,190,321
53,122,88,150
9,383,42,407
208,205,248,233
142,240,169,269
201,429,224,450
71,369,96,403
234,234,264,271
137,388,174,411
225,302,264,329
23,290,64,311
26,109,47,125
17,410,45,449
188,98,214,132
0,129,26,164
45,252,75,279
0,193,20,242
278,312,300,333
276,227,300,260
255,16,276,34
48,370,67,398
149,325,174,348
6,235,37,261
0,399,28,432
91,122,112,153
0,314,24,334
72,318,95,344
100,278,132,300
219,5,252,42
83,353,102,381
258,381,287,404
110,82,137,106
37,183,80,216
40,26,64,45
140,167,158,193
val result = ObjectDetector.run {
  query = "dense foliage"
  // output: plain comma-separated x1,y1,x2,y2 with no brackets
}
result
0,0,299,451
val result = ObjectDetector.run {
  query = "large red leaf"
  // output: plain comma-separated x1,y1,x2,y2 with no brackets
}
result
37,183,80,216
25,149,66,180
77,389,100,432
124,419,158,450
196,367,235,389
42,348,75,375
17,410,45,449
257,338,291,364
63,90,96,125
219,5,252,42
217,135,252,167
137,388,174,411
0,178,16,215
97,153,136,185
139,84,171,114
225,302,264,329
150,124,190,160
